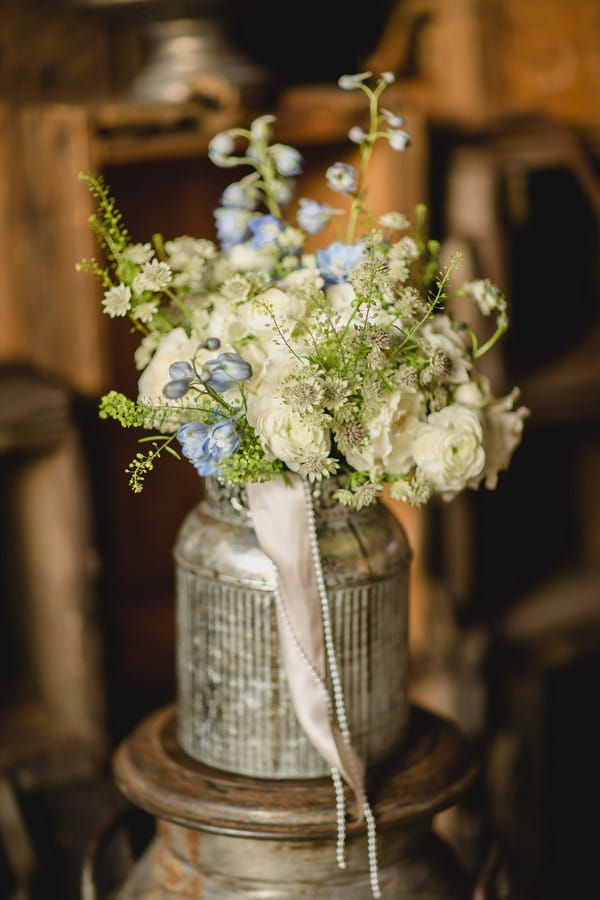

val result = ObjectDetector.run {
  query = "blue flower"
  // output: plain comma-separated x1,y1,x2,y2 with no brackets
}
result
348,126,368,144
387,129,411,152
269,143,303,176
248,215,285,248
338,72,371,90
201,352,252,392
296,199,342,235
273,179,295,208
220,181,260,210
325,162,356,194
316,241,365,285
382,108,404,128
162,360,196,399
178,419,240,477
214,207,252,250
208,132,238,167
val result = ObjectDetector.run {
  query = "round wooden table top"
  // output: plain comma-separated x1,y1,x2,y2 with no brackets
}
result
113,704,478,840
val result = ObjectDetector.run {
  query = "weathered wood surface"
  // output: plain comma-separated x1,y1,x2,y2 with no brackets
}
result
0,102,110,396
113,705,478,839
364,0,600,132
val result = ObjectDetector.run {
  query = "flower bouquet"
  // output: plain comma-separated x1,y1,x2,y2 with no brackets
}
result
78,71,528,897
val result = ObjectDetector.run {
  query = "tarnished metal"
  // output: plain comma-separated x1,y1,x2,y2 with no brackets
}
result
110,705,477,899
174,477,412,778
116,819,470,899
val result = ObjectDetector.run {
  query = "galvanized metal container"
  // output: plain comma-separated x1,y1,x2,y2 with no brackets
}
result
174,477,412,778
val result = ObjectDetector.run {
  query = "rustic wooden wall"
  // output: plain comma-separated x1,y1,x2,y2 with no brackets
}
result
0,0,142,102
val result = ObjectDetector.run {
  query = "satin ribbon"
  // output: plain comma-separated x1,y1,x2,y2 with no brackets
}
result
246,474,366,817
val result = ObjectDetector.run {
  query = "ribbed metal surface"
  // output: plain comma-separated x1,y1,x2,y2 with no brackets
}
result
175,479,411,778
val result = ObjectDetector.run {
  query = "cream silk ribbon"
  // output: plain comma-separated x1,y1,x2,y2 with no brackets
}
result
246,475,366,817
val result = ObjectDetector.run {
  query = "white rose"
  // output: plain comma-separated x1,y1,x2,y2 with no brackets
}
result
412,404,485,495
247,396,330,471
345,389,425,476
421,315,471,383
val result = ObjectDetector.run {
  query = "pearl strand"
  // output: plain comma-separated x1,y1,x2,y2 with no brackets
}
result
331,766,348,869
303,480,382,899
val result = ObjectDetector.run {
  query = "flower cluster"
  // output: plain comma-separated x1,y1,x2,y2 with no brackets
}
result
78,71,528,509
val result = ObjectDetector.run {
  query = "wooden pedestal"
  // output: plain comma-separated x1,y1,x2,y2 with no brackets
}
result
108,705,477,898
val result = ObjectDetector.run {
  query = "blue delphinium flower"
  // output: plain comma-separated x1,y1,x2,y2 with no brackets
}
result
208,132,238,167
248,215,285,249
296,199,342,235
220,180,261,210
273,179,295,208
201,352,252,392
382,108,404,128
387,129,411,151
338,72,371,90
163,361,196,399
269,143,303,176
348,126,368,144
325,162,356,194
214,207,252,251
316,241,365,285
178,419,240,476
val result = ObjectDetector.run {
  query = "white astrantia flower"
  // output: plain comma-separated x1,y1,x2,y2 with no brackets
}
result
132,259,172,294
122,243,154,265
421,316,472,384
165,236,216,268
102,283,131,317
460,278,505,316
130,300,158,324
379,211,410,230
390,235,419,260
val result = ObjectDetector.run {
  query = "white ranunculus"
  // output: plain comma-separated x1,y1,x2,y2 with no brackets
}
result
225,242,277,273
454,375,490,408
138,328,200,405
474,388,529,489
280,266,324,293
232,289,308,376
246,395,330,471
412,404,485,495
207,293,247,345
326,282,356,318
345,389,425,476
421,315,471,383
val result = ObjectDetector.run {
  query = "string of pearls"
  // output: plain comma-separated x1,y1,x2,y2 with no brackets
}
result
270,570,349,872
302,480,382,899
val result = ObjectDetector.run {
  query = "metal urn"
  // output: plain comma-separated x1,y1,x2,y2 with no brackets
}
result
174,476,413,779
